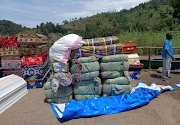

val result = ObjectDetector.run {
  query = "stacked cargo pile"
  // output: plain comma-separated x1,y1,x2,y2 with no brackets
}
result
128,53,143,80
44,34,85,103
70,36,132,99
119,42,144,80
44,34,133,103
17,33,51,89
0,36,22,77
44,61,73,103
70,36,123,100
100,54,132,97
70,56,101,100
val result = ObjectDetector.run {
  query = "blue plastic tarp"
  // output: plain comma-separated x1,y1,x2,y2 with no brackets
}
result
50,82,174,119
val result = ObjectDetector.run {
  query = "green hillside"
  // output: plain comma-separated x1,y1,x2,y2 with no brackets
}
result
0,20,27,36
0,0,180,42
62,0,179,38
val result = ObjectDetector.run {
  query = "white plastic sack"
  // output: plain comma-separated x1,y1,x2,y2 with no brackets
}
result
49,34,85,64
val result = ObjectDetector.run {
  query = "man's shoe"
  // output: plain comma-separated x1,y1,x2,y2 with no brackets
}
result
167,76,172,79
161,76,168,80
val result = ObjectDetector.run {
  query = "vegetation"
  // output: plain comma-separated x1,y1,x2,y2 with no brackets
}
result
62,0,179,38
117,31,180,55
0,0,180,53
0,20,26,36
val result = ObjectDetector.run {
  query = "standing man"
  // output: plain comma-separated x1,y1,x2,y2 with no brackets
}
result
161,33,176,79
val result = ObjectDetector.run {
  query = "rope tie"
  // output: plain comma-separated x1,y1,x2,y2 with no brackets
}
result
87,39,89,46
103,38,106,46
105,46,107,56
114,44,117,54
91,39,94,46
109,37,113,44
79,48,82,57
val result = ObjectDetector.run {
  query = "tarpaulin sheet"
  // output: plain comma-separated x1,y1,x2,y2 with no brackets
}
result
50,82,174,120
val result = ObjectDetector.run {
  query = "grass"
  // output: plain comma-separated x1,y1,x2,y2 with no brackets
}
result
117,31,180,55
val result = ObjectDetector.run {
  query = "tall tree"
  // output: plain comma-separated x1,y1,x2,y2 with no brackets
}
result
170,0,180,20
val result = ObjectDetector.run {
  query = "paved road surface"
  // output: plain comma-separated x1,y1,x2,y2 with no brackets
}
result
0,70,180,125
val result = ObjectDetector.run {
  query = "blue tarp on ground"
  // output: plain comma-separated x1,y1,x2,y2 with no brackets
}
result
50,82,174,120
175,83,180,88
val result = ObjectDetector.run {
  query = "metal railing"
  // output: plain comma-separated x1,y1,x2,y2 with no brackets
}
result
137,46,180,70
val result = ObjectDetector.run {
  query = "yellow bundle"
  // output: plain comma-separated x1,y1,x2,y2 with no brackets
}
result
71,44,123,59
83,36,119,46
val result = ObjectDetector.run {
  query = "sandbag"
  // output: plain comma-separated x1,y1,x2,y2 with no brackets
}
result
71,56,97,64
71,61,99,74
71,44,123,59
103,84,132,97
47,95,72,103
72,71,99,81
101,54,128,62
73,85,102,95
73,77,102,95
101,71,124,79
45,86,72,98
83,36,119,46
100,61,129,72
74,95,100,100
103,77,130,85
49,34,85,64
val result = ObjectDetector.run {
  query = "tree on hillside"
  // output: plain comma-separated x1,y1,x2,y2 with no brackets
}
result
170,0,180,22
0,20,25,35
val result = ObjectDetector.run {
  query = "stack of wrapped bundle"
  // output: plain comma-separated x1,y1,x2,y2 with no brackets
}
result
71,36,123,59
127,53,144,80
17,33,51,89
44,34,85,103
118,42,144,80
70,56,101,100
0,36,22,77
100,54,132,97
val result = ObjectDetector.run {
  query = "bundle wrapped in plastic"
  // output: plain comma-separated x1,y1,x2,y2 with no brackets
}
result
73,77,102,100
101,54,128,62
82,36,119,46
71,56,97,64
101,71,124,79
71,61,99,74
71,44,123,59
44,76,73,103
103,84,132,97
51,72,72,95
52,62,69,72
71,56,100,81
100,61,129,72
103,76,130,85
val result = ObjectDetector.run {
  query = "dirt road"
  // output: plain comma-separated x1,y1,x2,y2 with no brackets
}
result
0,70,180,125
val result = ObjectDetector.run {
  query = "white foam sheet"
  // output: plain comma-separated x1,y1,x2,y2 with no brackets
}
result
0,75,28,114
